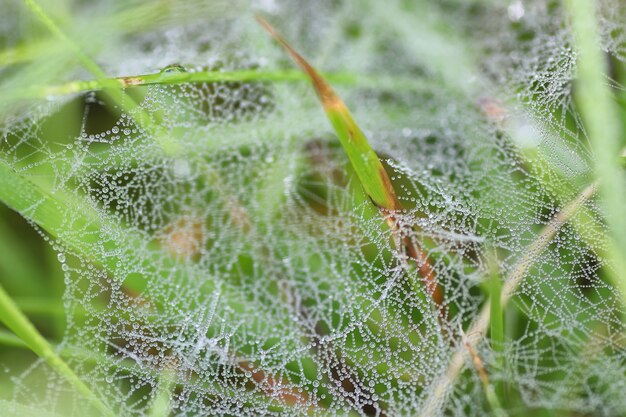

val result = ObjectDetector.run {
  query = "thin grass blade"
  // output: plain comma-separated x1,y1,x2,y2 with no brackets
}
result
257,16,397,210
0,283,114,417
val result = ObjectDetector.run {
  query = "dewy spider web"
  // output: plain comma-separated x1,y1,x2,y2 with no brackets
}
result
1,0,626,416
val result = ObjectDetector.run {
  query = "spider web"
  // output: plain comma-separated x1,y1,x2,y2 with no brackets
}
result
1,0,626,416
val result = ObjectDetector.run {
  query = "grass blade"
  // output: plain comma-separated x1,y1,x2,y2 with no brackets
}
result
29,69,356,98
257,17,396,210
418,182,598,416
0,283,114,417
21,0,107,79
564,0,626,306
257,16,444,307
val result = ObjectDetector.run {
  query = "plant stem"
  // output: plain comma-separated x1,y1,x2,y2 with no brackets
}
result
418,182,597,416
19,68,436,101
489,259,503,354
0,283,114,417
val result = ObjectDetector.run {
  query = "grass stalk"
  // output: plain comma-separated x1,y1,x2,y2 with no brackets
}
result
257,17,398,211
0,283,114,417
33,69,353,98
418,182,597,416
488,258,504,354
17,68,438,103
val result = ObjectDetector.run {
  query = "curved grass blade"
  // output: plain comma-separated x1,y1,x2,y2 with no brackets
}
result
29,69,355,98
257,16,396,211
256,16,444,308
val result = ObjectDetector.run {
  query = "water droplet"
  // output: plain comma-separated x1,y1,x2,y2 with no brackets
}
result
160,64,187,74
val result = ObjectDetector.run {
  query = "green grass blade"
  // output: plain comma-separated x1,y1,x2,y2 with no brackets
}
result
486,248,504,354
20,0,107,79
257,16,444,308
0,283,114,417
257,16,399,211
486,249,505,400
489,273,503,351
31,69,356,98
0,329,27,348
564,0,626,305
